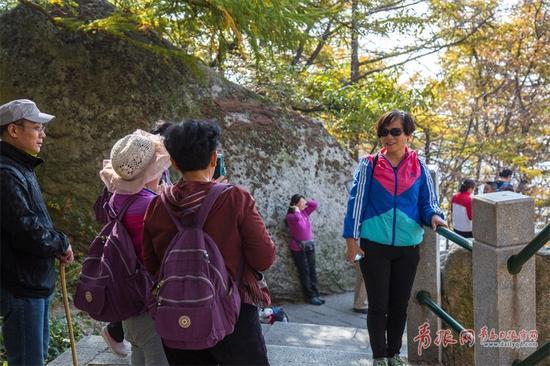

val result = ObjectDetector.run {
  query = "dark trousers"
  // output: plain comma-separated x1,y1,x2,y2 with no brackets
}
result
358,240,420,359
107,321,125,343
291,249,319,300
163,303,269,366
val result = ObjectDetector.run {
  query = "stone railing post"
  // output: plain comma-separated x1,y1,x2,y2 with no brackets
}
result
407,164,442,364
472,192,536,365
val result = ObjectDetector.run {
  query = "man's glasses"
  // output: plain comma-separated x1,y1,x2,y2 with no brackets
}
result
378,128,403,137
14,121,46,133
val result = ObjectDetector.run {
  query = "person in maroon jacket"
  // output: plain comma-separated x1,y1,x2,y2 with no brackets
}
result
143,119,276,366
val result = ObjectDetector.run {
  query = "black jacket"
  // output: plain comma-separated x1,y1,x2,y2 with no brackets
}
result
0,141,69,298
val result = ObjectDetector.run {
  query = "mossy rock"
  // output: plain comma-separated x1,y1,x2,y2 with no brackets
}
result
0,0,357,300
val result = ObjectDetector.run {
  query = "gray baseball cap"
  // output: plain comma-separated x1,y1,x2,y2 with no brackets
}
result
0,99,55,126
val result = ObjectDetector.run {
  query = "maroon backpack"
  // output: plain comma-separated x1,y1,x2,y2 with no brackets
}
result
148,184,241,350
74,195,153,322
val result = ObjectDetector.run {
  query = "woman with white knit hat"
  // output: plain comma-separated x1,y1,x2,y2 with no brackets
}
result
99,129,170,366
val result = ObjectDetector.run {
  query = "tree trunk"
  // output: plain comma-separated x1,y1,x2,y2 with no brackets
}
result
424,127,431,164
350,0,360,83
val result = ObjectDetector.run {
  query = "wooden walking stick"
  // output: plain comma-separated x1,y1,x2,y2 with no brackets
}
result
60,262,79,366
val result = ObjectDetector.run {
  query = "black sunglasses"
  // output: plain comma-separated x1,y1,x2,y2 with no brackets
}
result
378,127,403,137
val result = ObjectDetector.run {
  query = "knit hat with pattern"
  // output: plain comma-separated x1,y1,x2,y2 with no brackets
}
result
111,134,155,180
100,130,171,194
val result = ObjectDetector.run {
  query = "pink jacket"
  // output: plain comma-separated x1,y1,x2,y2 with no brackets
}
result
286,200,318,251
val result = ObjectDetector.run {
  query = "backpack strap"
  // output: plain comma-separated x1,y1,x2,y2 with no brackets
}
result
159,183,231,230
195,183,231,228
159,193,189,231
371,153,379,179
106,194,140,221
96,187,111,220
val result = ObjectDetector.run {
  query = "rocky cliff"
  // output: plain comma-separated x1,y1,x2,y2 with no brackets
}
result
0,0,357,300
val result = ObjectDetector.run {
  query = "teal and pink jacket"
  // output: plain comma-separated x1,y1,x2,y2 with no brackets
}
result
343,147,444,246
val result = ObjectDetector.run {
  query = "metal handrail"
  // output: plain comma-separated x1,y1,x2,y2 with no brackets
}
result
416,291,467,334
508,224,549,275
426,225,473,252
512,341,549,366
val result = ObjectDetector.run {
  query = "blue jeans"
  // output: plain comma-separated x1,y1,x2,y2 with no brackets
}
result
0,288,50,366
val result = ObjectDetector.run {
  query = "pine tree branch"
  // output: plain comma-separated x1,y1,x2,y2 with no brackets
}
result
365,0,426,16
345,14,494,86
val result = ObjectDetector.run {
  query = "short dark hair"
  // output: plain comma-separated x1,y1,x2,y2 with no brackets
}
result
376,110,416,137
499,168,513,178
459,179,476,193
0,119,24,136
150,120,174,136
164,119,220,172
0,124,9,136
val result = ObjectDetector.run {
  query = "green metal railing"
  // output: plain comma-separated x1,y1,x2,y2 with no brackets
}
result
427,225,473,252
507,224,549,275
512,341,549,366
416,291,467,335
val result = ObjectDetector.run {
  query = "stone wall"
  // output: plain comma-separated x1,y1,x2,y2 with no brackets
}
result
441,245,474,366
0,1,357,300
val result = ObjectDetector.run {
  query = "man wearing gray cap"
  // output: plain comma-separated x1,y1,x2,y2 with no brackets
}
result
0,99,74,366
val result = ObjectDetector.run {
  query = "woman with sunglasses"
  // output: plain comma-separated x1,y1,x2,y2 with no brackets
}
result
342,110,447,366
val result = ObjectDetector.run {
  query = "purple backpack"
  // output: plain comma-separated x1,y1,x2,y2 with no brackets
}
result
93,187,111,225
74,195,153,322
149,184,241,350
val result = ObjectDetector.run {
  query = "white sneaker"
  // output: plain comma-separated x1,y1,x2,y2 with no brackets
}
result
101,325,130,358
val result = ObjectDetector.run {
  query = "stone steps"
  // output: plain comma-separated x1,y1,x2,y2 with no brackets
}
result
48,322,378,366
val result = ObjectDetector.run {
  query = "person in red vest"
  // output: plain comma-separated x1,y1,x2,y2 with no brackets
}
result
451,179,476,238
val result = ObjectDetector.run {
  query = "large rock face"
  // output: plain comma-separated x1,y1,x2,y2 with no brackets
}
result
441,245,549,366
0,1,357,301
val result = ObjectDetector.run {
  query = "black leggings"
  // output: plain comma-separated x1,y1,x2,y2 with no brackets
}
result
291,249,320,300
358,240,420,359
